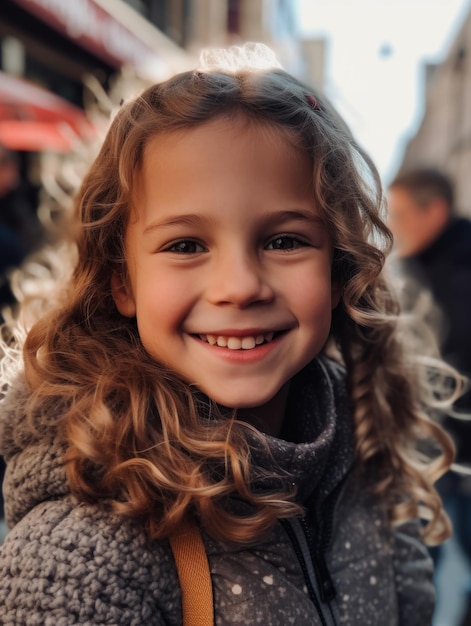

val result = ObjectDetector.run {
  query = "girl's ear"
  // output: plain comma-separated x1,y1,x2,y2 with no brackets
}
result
111,270,136,317
331,282,341,310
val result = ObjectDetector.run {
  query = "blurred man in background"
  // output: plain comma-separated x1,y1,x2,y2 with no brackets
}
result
388,167,471,626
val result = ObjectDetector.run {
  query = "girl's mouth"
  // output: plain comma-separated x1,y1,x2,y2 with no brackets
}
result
197,331,283,351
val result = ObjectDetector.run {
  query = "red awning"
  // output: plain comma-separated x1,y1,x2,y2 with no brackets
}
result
0,120,75,152
0,71,94,151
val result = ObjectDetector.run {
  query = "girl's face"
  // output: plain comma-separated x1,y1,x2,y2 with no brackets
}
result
112,116,339,431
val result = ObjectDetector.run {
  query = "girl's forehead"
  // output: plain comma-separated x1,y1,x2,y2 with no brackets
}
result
142,113,305,159
128,114,319,227
139,116,312,197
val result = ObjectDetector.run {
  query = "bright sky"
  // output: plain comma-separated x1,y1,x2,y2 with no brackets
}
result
296,0,471,184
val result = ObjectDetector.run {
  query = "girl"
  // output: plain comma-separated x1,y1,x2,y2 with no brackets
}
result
0,45,453,625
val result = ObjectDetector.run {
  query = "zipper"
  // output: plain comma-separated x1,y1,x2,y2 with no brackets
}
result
280,476,350,625
281,517,337,626
307,475,350,603
300,517,336,603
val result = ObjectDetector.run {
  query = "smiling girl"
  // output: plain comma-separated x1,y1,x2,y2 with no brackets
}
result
0,45,453,625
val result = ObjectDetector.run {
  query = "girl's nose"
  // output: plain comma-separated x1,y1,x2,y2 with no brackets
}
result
206,253,275,307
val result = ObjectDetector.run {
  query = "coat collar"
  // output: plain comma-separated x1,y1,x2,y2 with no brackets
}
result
248,357,355,505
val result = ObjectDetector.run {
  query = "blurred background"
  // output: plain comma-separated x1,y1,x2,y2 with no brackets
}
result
0,1,470,624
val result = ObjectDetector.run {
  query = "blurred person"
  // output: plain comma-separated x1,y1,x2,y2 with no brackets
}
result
0,147,28,306
0,45,454,624
388,167,471,626
0,146,46,305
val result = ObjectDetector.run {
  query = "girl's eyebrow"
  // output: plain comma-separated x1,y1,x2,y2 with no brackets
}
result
143,214,208,234
264,209,325,227
142,209,325,235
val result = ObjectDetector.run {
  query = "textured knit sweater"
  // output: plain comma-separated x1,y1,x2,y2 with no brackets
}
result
0,357,435,625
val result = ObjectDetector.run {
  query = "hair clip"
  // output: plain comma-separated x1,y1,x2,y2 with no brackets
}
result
306,95,321,111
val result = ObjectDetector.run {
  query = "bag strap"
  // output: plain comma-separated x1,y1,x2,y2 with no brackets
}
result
169,521,214,626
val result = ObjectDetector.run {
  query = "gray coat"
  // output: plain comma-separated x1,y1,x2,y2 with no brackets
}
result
0,358,434,625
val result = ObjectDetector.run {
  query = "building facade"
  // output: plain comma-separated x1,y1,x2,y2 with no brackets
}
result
0,0,193,109
398,7,471,215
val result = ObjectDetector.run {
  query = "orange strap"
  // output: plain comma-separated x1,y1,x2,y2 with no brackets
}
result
169,522,214,626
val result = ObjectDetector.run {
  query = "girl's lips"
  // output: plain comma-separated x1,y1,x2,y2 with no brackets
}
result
196,331,283,351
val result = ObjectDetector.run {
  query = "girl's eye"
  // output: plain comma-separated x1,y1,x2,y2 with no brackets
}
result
266,235,308,251
164,240,206,254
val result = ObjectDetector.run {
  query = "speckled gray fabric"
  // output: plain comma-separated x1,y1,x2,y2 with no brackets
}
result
0,357,435,625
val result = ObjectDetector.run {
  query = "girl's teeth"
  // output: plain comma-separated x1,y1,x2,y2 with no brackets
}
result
227,337,242,350
241,336,256,350
200,333,277,350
